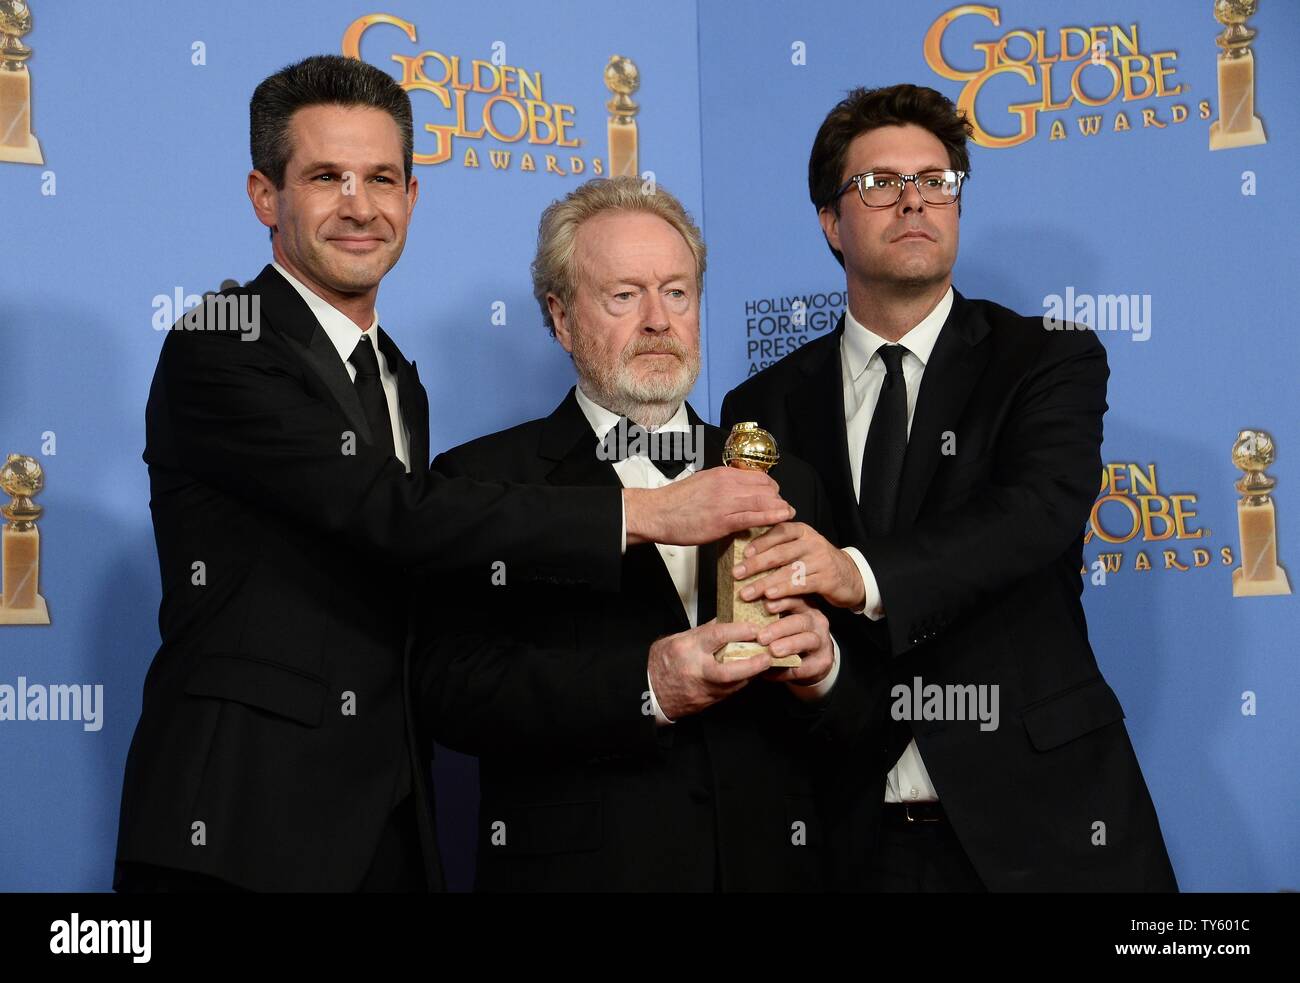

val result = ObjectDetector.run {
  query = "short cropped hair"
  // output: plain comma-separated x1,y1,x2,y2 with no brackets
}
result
250,54,414,189
808,84,972,266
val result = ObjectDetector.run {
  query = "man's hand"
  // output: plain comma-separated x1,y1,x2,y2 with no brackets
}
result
624,467,794,546
648,619,774,720
732,521,865,610
757,596,836,690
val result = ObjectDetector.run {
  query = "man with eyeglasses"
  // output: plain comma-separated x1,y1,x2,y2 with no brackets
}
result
721,84,1177,891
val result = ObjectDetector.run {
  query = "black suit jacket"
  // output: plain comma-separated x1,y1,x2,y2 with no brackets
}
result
417,390,840,891
721,290,1177,891
115,266,623,892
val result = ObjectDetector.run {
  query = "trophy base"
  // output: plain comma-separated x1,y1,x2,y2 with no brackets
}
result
0,594,50,625
1209,117,1266,151
717,639,801,668
1232,565,1291,597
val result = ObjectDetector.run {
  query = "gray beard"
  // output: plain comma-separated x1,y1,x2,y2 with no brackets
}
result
571,332,700,429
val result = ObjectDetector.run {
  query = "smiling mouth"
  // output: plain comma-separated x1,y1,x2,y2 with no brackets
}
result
329,237,386,251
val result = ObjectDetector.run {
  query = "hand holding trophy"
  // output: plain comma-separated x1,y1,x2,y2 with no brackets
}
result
715,423,800,668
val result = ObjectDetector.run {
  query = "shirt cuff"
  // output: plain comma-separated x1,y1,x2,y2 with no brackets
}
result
647,669,674,726
620,490,627,555
788,634,840,702
842,546,884,620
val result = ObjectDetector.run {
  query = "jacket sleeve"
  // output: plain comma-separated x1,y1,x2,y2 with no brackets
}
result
153,325,622,588
860,329,1107,656
412,448,659,761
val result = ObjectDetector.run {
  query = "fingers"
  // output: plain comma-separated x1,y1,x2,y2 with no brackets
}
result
735,540,805,581
743,522,805,557
731,507,797,530
705,649,774,683
762,596,812,615
698,618,760,651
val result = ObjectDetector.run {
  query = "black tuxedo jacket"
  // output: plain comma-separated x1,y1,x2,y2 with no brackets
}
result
115,265,623,892
417,390,840,891
722,289,1177,891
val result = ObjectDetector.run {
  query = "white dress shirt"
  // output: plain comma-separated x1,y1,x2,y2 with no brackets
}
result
272,261,412,473
839,287,953,804
574,386,838,727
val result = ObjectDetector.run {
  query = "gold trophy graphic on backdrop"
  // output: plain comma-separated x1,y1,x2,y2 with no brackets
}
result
0,454,51,624
0,0,44,165
604,55,639,178
1208,0,1267,150
716,423,799,667
1231,430,1290,597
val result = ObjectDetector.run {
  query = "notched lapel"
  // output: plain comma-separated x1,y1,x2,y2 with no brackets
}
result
894,294,993,530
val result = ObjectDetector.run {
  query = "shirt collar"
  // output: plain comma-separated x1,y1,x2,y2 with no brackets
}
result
841,285,954,381
573,384,691,443
273,261,380,364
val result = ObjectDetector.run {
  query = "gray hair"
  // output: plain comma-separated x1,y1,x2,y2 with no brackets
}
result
531,177,707,337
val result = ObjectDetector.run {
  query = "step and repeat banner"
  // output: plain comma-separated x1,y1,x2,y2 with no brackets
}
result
1,0,1294,891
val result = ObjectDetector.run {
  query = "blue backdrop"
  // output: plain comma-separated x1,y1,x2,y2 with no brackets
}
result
2,0,1295,891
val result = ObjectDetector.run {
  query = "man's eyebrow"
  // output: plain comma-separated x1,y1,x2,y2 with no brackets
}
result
298,160,403,174
863,162,952,173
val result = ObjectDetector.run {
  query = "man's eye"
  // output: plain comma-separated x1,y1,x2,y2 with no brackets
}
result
668,289,686,299
315,174,333,181
614,292,634,301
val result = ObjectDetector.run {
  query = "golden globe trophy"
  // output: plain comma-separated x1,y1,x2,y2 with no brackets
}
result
0,0,44,165
1231,430,1290,597
716,423,799,667
604,55,639,178
0,454,51,624
1208,0,1267,150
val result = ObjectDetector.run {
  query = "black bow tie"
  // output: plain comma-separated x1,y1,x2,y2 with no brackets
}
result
599,417,693,480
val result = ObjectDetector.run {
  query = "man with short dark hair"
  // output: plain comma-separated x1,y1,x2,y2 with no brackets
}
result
114,55,793,893
723,83,1177,891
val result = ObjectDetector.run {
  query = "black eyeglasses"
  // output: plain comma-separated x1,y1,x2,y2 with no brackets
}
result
829,169,968,209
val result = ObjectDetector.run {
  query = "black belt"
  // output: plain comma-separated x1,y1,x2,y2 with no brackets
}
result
882,801,946,827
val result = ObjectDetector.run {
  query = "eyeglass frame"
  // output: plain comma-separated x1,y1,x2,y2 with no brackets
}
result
827,169,969,209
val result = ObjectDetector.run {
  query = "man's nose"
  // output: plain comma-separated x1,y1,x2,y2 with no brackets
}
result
336,175,378,222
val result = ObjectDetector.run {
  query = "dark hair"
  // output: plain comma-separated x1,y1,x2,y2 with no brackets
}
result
808,84,972,266
250,54,414,189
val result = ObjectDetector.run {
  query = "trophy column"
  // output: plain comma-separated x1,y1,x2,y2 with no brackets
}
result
0,0,45,165
1208,0,1267,150
0,454,51,624
716,423,800,667
1230,430,1290,597
604,55,639,178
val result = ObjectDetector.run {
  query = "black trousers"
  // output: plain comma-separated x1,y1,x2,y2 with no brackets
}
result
116,796,426,893
866,812,987,892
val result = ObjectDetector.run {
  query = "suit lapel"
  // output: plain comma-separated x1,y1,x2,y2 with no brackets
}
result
786,317,864,544
378,328,430,468
893,291,993,530
247,264,372,443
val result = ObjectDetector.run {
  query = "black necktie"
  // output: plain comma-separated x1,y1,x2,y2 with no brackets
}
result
859,345,909,538
600,417,691,480
348,336,396,462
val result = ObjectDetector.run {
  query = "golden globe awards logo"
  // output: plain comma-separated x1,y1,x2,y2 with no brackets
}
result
923,5,1210,148
343,12,608,176
1085,462,1230,577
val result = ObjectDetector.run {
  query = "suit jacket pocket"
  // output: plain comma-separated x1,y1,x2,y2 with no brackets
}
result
184,653,328,728
488,799,602,857
1020,674,1124,752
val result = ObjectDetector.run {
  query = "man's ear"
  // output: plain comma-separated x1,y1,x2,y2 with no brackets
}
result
548,294,573,352
817,205,842,255
248,170,278,233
